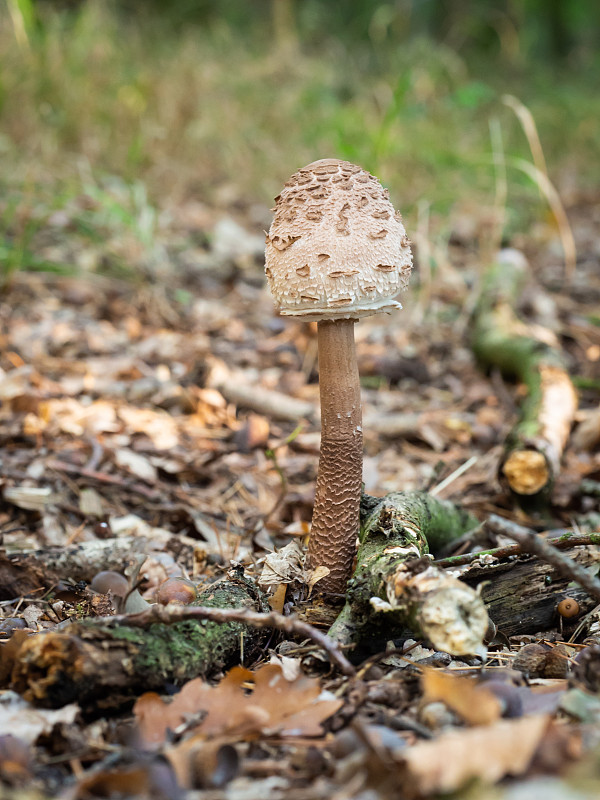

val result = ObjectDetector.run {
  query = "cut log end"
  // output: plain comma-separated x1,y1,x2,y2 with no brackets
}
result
502,449,550,495
396,567,489,657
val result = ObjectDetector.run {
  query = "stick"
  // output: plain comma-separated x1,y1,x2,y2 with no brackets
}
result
486,515,600,603
434,531,600,569
108,603,356,677
471,250,577,500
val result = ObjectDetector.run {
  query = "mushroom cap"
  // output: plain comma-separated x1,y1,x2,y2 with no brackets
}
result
265,158,412,321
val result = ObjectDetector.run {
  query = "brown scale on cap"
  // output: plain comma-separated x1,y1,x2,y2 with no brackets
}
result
265,159,412,594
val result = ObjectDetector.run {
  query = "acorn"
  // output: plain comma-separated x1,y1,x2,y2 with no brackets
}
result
156,577,198,606
513,642,569,679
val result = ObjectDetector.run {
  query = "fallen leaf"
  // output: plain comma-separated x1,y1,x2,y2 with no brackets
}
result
259,541,305,587
118,406,179,450
134,663,342,746
2,486,55,512
307,566,330,594
114,448,158,482
403,714,551,794
0,693,79,745
267,583,287,613
421,669,502,725
165,738,239,790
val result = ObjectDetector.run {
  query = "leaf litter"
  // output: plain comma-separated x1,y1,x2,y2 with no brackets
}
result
0,197,599,798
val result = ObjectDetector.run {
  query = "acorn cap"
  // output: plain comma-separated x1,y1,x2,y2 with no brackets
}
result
265,159,412,321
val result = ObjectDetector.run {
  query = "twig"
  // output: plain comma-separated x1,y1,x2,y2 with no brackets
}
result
486,515,600,603
217,379,315,422
434,531,600,569
107,603,356,677
430,456,478,497
47,460,161,499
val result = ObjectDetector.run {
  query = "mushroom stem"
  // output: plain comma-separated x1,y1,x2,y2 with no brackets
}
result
308,318,363,594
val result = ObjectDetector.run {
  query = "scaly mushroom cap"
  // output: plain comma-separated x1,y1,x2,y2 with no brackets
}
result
265,159,412,320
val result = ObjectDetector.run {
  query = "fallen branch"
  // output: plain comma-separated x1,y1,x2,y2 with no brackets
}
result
485,514,600,604
434,530,600,569
0,537,182,596
217,378,315,422
471,250,578,500
328,492,488,657
108,604,356,677
451,541,600,637
3,569,271,708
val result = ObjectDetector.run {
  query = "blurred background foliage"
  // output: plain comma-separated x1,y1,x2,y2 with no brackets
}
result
0,0,598,277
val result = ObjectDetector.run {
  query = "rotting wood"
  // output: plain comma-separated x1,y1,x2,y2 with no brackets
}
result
2,567,270,709
328,492,488,657
435,520,600,637
0,537,182,593
456,544,600,637
434,530,600,569
471,251,578,501
485,514,600,603
108,603,356,677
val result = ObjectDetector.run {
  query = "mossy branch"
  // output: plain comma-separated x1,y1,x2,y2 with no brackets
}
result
3,569,270,709
328,492,488,657
471,252,577,500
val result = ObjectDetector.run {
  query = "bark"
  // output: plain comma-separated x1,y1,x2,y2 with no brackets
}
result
2,568,269,709
471,253,577,500
485,514,600,603
328,492,488,656
0,537,189,598
308,319,363,594
455,541,600,637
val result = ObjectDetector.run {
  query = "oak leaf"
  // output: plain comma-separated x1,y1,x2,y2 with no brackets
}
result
134,663,342,746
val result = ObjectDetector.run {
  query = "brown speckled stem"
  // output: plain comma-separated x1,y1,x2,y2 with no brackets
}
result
308,319,363,594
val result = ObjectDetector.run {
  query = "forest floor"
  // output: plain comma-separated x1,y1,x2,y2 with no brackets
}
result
0,186,600,799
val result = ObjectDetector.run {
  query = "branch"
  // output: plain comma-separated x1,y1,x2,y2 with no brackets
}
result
485,515,600,603
434,531,600,569
108,603,356,677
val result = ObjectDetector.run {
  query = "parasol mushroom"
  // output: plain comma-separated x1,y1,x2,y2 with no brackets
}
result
265,159,412,593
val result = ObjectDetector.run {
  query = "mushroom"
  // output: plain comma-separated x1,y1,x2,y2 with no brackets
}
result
265,158,412,593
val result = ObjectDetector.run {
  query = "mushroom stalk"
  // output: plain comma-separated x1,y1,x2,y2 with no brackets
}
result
308,318,363,593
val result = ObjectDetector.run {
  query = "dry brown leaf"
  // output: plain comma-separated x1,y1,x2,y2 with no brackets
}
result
403,714,551,794
421,669,502,726
118,406,179,450
0,692,79,745
134,663,342,747
114,449,158,482
267,583,287,613
164,737,239,790
41,398,120,436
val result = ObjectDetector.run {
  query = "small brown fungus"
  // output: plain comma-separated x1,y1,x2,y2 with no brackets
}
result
557,597,580,618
